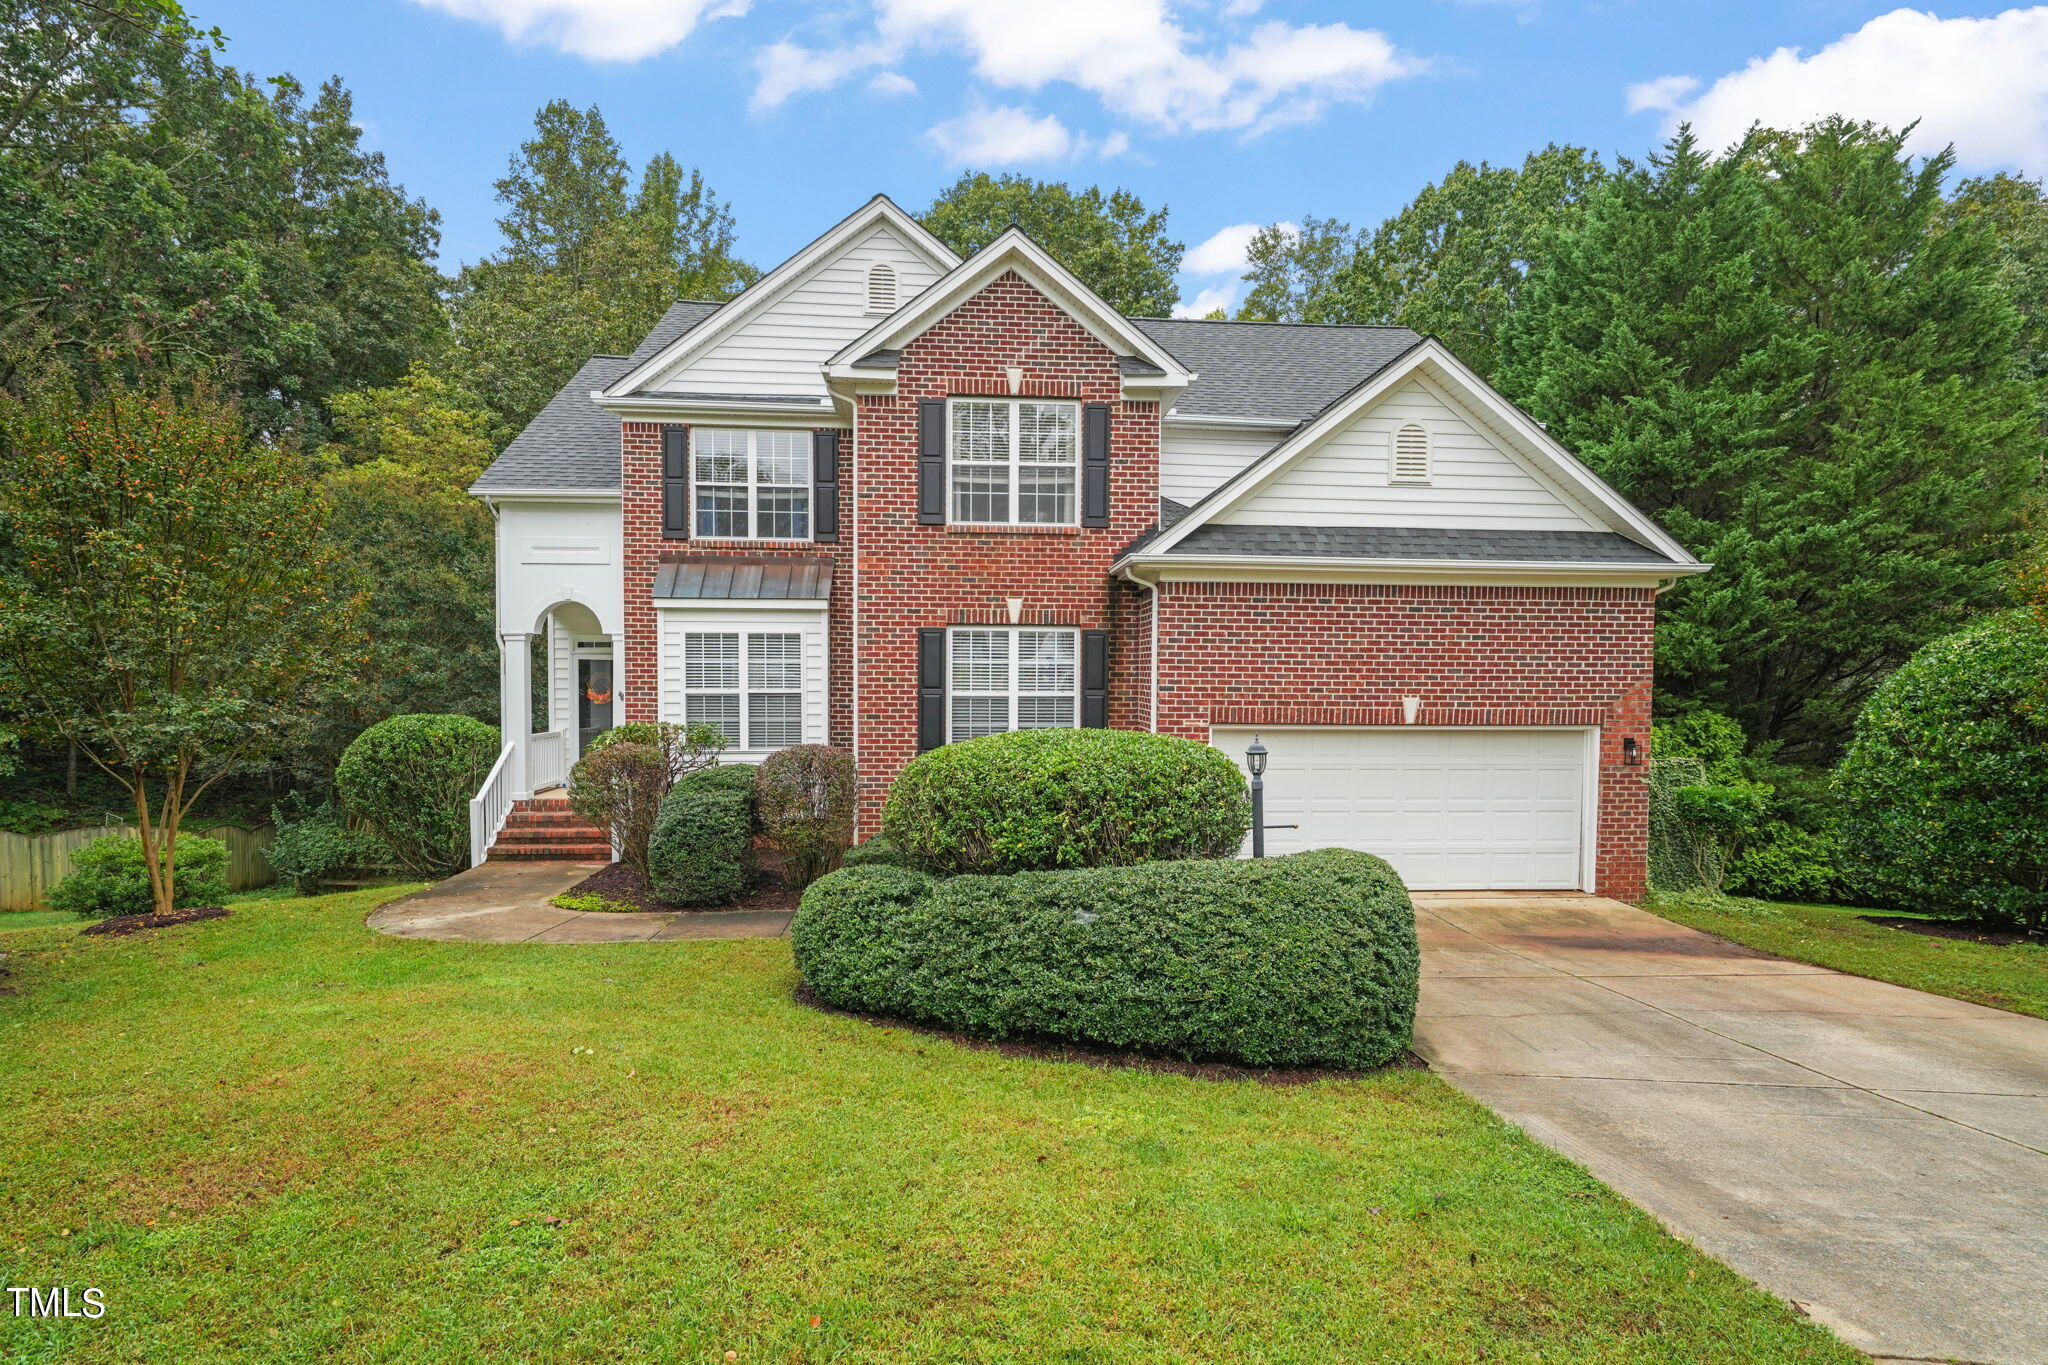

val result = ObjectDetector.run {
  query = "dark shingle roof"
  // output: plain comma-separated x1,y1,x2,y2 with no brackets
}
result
471,302,722,493
652,556,834,600
1131,318,1423,424
1163,525,1681,565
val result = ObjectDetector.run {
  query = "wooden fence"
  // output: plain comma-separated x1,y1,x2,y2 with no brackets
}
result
0,824,275,911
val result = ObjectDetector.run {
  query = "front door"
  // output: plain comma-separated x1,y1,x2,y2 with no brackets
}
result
577,656,615,752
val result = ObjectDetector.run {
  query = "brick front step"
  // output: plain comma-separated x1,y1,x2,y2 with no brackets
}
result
497,826,608,844
503,810,592,828
488,840,614,862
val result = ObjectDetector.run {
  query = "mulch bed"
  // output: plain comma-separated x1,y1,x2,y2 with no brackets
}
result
1861,914,2040,947
81,906,230,938
559,858,803,917
793,983,1424,1085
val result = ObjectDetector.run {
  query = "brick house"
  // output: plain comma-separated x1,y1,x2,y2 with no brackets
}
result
470,195,1707,896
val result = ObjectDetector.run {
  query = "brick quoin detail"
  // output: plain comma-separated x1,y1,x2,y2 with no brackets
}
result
1153,581,1655,898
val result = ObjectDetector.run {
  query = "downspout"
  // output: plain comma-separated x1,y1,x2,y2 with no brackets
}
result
1148,579,1160,733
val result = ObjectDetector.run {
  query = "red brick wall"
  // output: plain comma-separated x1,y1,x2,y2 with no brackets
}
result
846,270,1160,830
1152,581,1654,898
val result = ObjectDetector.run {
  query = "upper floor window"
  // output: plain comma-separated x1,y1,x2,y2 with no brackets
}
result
865,261,898,314
1390,423,1433,484
948,628,1077,741
949,398,1078,526
693,428,810,540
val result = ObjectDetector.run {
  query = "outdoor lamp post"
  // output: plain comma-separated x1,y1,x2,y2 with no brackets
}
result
1246,735,1269,858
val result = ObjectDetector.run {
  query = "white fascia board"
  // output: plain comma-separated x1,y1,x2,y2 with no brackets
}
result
1162,413,1297,431
1115,552,1711,589
472,488,621,504
823,230,1195,391
601,195,958,399
1139,339,1701,567
594,392,838,426
651,597,830,612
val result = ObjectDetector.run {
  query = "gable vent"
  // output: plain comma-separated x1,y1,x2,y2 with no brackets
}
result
1390,424,1432,484
865,261,898,314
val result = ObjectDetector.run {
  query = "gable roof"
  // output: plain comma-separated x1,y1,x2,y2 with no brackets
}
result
1132,318,1423,424
469,303,723,495
1124,337,1705,572
601,195,957,399
824,227,1193,393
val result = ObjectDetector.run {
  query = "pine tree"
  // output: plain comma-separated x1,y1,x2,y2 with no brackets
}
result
1497,123,2042,753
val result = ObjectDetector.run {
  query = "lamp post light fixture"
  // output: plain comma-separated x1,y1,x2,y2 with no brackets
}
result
1246,735,1269,858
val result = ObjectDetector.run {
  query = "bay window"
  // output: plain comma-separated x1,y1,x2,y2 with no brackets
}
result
682,630,805,750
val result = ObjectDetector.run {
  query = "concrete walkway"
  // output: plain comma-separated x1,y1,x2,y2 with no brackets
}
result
1411,892,2048,1365
366,860,792,943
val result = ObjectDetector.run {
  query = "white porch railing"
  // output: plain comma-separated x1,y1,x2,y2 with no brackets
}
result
529,726,572,793
468,741,517,868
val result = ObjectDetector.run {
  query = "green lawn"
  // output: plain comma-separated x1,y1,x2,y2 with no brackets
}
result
1649,893,2048,1020
0,889,1856,1364
0,911,77,932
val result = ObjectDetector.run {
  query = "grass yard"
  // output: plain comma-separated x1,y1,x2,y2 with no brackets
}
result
0,911,77,933
0,888,1857,1364
1649,893,2048,1021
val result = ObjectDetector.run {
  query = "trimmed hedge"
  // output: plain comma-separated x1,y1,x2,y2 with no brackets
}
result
792,847,1418,1069
881,728,1252,875
647,764,758,907
47,833,231,919
336,713,500,877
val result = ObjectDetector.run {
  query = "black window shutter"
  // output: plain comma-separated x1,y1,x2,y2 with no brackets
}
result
917,399,947,524
917,627,947,750
1081,402,1111,527
812,429,840,543
1081,630,1109,728
661,426,690,539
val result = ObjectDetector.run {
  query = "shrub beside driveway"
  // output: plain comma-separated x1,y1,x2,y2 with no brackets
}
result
0,887,1862,1365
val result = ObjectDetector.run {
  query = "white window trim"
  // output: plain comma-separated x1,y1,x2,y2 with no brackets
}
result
946,626,1080,742
691,427,813,543
658,607,827,762
947,397,1080,528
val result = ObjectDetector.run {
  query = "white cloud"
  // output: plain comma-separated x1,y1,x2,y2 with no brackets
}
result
753,39,894,111
925,104,1081,164
1183,222,1262,274
410,0,747,62
868,70,917,96
1172,282,1241,318
754,1,1424,136
1629,7,2048,172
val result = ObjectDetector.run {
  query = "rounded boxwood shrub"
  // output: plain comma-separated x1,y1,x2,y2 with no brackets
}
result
647,765,758,907
47,833,231,919
792,847,1418,1069
1838,610,2048,933
336,714,500,877
881,728,1251,875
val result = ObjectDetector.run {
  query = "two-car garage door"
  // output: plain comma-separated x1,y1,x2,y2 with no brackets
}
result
1209,727,1592,891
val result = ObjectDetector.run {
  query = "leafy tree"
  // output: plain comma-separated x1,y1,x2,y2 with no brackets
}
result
448,102,756,438
1939,172,2048,387
325,367,495,493
0,1,444,437
1497,122,2041,754
0,372,365,914
1236,216,1359,323
1311,144,1604,376
920,173,1183,316
1838,610,2048,933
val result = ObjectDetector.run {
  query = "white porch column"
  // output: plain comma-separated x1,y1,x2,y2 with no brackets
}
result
499,630,532,800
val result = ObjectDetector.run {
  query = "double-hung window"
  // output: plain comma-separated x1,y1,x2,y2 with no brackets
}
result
949,399,1078,525
693,429,810,540
948,628,1077,741
682,631,805,750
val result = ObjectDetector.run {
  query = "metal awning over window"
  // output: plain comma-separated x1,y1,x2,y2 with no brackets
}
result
651,555,834,601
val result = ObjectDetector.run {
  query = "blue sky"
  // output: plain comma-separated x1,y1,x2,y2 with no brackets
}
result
190,0,2048,316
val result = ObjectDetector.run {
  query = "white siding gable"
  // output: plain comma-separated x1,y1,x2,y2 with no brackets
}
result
1158,423,1282,504
650,224,943,398
1213,376,1606,532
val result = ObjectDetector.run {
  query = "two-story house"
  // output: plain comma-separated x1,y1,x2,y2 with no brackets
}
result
470,194,1707,896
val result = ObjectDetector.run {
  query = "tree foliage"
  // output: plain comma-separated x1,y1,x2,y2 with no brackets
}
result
0,372,366,912
1497,122,2042,754
335,713,499,877
755,744,855,889
1236,215,1359,323
1308,145,1604,375
920,173,1183,317
0,0,444,438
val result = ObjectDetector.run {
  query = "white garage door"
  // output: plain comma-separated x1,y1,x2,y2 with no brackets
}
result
1210,727,1591,891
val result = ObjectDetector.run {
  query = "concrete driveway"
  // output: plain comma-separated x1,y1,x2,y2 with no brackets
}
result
1411,892,2048,1365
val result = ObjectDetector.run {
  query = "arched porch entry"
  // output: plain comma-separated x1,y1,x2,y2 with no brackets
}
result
497,597,618,802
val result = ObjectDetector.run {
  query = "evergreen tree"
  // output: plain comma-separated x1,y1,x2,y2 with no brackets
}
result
921,173,1183,316
1497,123,2042,753
1313,145,1604,376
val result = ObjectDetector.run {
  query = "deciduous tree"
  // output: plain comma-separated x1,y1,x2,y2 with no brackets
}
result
921,173,1183,317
